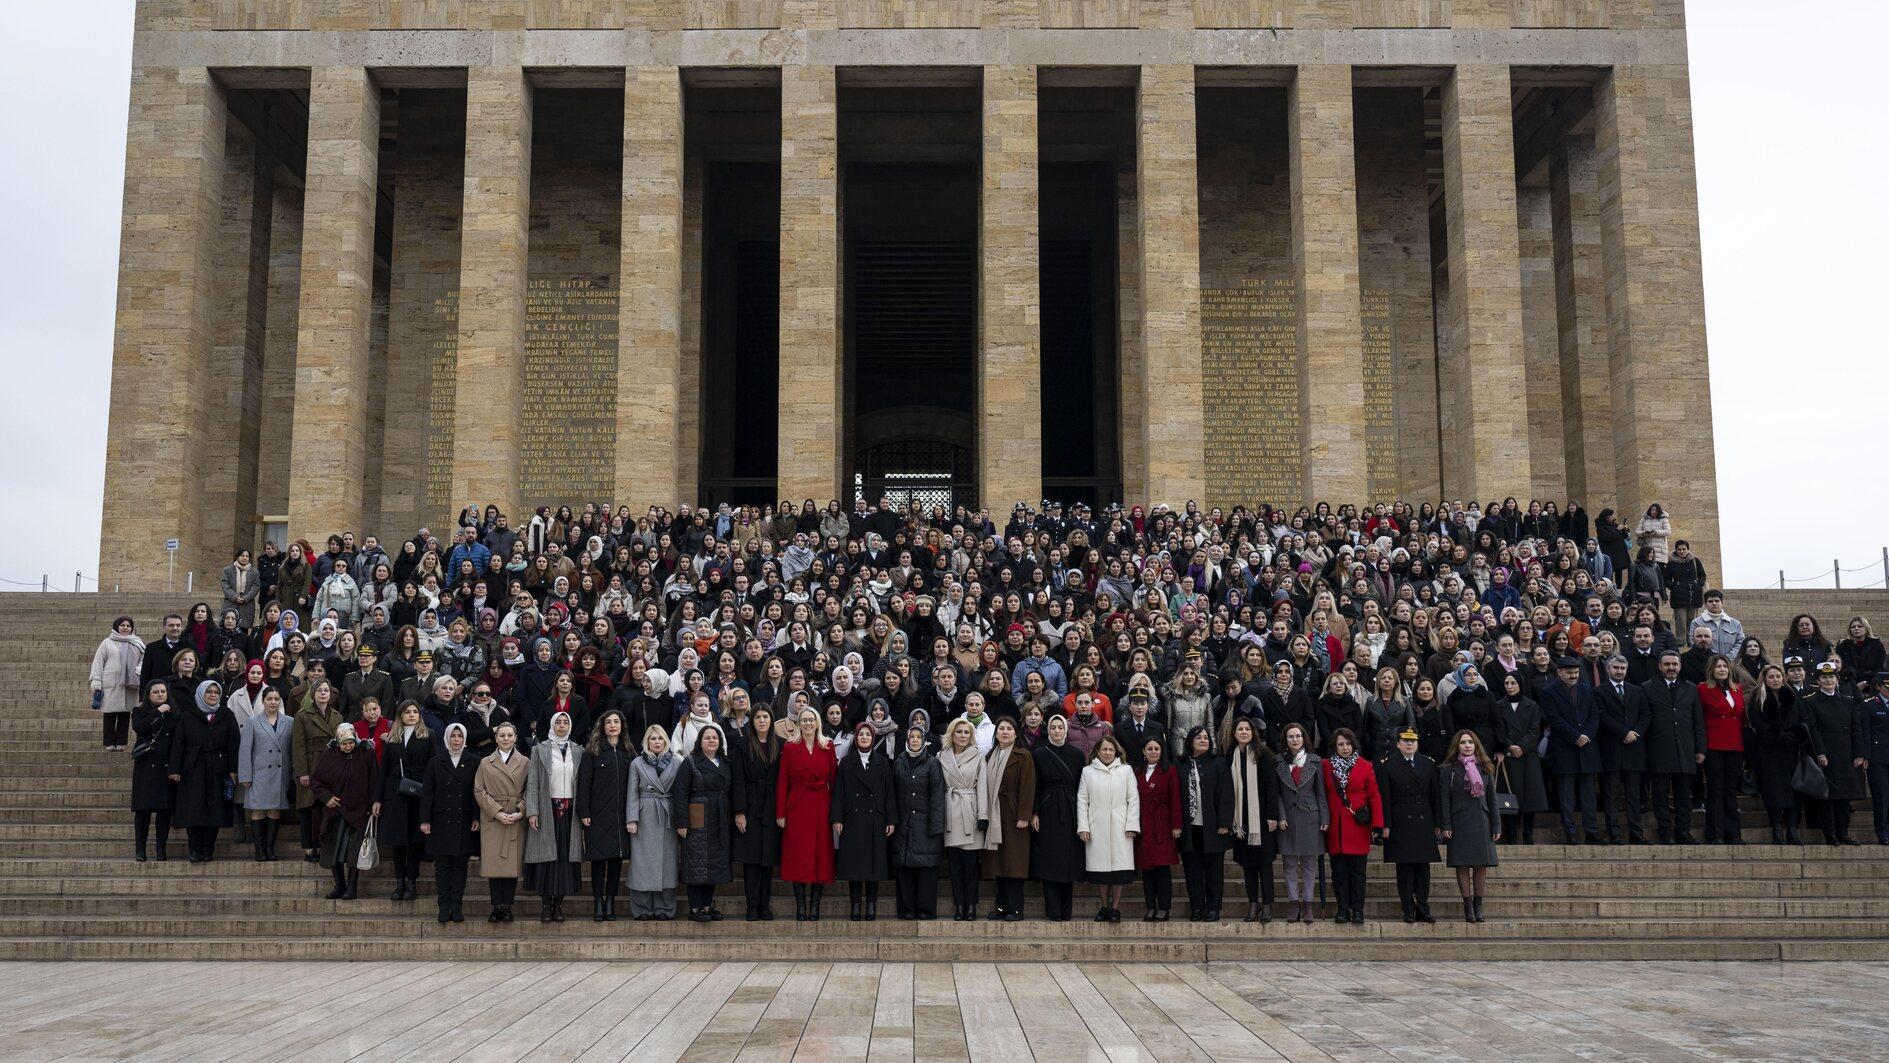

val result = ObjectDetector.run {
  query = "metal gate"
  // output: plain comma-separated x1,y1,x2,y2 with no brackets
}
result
854,440,975,512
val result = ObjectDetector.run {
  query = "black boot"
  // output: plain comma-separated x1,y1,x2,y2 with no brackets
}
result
326,864,348,900
809,885,824,921
1473,896,1485,922
1462,894,1475,923
865,885,878,922
254,833,267,863
342,867,359,901
264,820,280,861
541,898,555,923
793,884,808,921
850,899,863,922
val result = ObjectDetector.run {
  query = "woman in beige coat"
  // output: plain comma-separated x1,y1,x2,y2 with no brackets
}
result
938,718,989,920
982,718,1037,921
474,721,530,922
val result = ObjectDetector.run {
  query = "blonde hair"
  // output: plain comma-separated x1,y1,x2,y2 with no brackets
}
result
641,725,669,754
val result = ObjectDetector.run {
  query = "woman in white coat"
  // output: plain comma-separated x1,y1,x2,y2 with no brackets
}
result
90,616,144,751
1076,733,1139,923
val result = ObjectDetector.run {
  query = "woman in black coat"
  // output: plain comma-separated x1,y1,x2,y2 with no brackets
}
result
1746,666,1802,842
131,680,179,861
830,722,898,920
420,722,481,923
1594,510,1630,577
891,725,946,920
1491,673,1550,844
167,680,241,863
1224,716,1281,922
577,709,635,921
1313,675,1363,757
1029,713,1086,922
377,701,432,901
1262,662,1315,752
728,707,784,921
672,724,735,920
1175,727,1235,921
1446,666,1499,761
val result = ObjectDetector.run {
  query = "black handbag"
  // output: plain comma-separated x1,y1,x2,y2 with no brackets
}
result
1350,803,1371,826
396,758,424,799
1791,755,1830,800
130,738,156,761
1493,763,1520,816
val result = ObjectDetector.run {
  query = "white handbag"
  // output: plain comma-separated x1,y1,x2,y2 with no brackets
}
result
356,818,380,871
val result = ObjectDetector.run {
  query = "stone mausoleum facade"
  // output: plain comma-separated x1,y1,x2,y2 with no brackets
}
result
101,1,1720,588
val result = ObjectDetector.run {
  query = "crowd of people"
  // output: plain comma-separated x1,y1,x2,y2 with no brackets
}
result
85,495,1889,928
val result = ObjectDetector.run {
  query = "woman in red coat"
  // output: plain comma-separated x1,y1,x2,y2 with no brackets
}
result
776,705,837,920
1133,737,1182,922
1698,655,1749,844
1321,728,1382,925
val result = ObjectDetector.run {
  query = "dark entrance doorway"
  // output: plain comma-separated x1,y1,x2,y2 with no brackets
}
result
841,77,980,511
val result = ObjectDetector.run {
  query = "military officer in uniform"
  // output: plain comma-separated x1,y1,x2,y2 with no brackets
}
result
1374,728,1442,923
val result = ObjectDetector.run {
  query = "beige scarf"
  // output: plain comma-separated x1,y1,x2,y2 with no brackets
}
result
983,745,1012,850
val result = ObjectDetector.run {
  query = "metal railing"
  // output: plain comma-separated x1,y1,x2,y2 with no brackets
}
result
1771,549,1889,591
0,572,138,593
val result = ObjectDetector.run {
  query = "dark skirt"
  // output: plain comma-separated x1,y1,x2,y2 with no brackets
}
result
1085,869,1135,886
319,818,365,871
526,805,582,898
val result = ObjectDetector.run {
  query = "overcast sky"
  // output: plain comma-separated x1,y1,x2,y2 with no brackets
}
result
0,1,1878,592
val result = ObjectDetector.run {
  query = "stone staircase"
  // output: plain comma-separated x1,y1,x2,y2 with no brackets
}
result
4,592,1889,962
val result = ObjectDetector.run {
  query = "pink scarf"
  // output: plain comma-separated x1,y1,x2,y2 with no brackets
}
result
1459,754,1485,798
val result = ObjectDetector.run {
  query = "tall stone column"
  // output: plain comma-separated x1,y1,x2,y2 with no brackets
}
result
618,66,686,509
451,67,533,521
1551,136,1616,508
778,64,842,504
286,67,380,545
1519,180,1567,500
1439,64,1531,500
1137,65,1205,507
1290,64,1366,504
979,65,1041,510
99,67,226,589
204,119,274,567
1597,65,1722,578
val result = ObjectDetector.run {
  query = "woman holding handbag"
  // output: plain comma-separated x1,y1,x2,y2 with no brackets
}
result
310,722,380,901
376,701,430,898
674,723,735,922
1491,673,1549,844
1442,730,1501,922
1321,728,1381,925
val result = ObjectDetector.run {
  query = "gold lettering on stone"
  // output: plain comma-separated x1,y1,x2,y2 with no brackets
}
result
424,291,459,513
1361,285,1395,490
1203,277,1298,503
522,276,618,505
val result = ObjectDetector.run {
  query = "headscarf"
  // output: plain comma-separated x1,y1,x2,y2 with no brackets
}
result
335,722,358,745
444,722,468,765
1451,663,1483,692
547,710,573,754
194,680,222,717
244,659,265,702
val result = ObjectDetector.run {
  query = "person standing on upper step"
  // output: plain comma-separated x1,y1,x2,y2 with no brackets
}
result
420,722,480,924
523,710,585,923
1273,722,1326,924
1800,660,1868,845
1540,657,1604,846
237,686,294,863
1642,650,1705,845
1076,733,1138,924
1697,654,1748,845
982,718,1036,922
130,679,178,862
576,709,633,922
777,706,837,921
1133,736,1181,923
1862,674,1889,845
674,723,736,923
90,615,144,751
830,721,897,922
1491,672,1549,845
625,725,682,921
1029,712,1086,923
473,721,530,922
168,680,240,863
891,723,946,920
1322,728,1381,926
311,721,379,901
1177,725,1234,922
290,677,342,862
1375,728,1441,924
1440,729,1500,923
376,701,430,899
1595,654,1650,845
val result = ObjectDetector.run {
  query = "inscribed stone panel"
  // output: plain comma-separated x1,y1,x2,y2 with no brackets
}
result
841,0,981,26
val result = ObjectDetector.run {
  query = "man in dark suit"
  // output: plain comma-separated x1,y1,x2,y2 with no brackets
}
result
1375,729,1442,923
1624,625,1660,686
1595,654,1650,844
140,613,187,693
1113,691,1167,769
1641,650,1706,844
1540,657,1604,844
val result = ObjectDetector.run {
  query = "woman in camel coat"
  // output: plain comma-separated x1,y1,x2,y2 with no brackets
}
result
473,721,530,922
982,718,1037,921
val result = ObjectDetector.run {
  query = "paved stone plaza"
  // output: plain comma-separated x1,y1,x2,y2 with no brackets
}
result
6,960,1880,1061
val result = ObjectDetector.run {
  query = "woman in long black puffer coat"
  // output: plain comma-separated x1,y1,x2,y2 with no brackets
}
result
131,679,180,861
672,723,734,921
830,722,898,921
377,701,432,901
890,725,946,920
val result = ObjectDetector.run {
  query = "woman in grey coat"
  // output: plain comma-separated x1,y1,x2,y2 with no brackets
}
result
891,726,946,919
220,550,259,628
673,723,735,921
1440,729,1501,923
524,710,586,922
236,687,293,861
626,725,681,919
1272,722,1327,923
